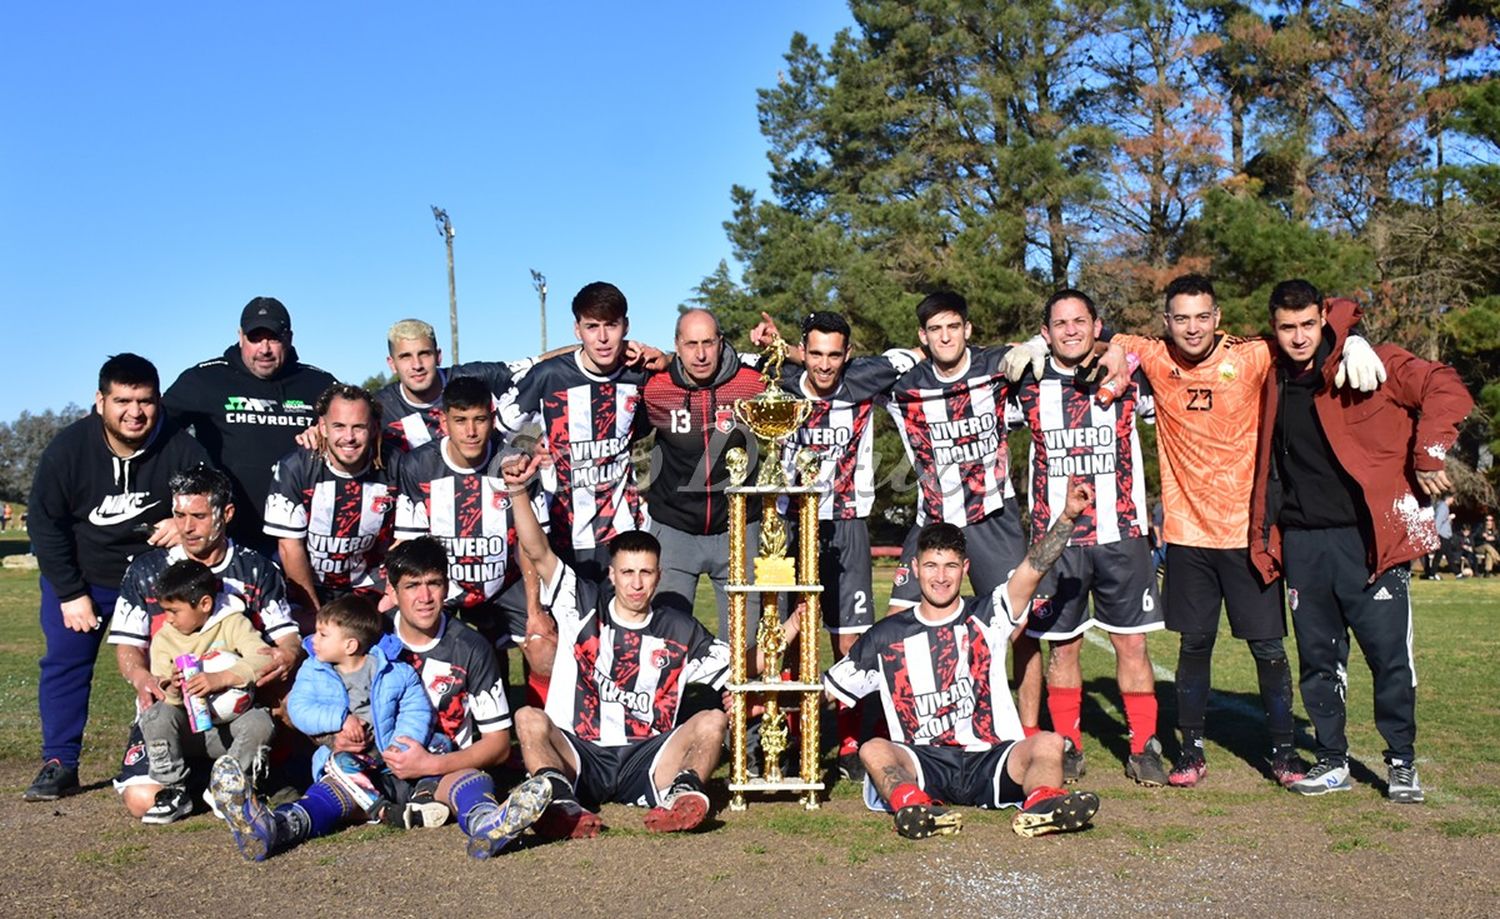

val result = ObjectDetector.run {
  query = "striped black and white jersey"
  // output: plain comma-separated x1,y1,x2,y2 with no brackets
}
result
1010,363,1151,546
540,563,729,747
824,586,1024,751
375,359,535,453
385,613,511,747
263,447,398,594
393,436,548,609
496,352,650,551
778,351,917,520
886,346,1017,527
108,541,299,649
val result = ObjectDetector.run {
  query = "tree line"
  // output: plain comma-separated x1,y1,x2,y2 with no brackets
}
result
690,0,1499,521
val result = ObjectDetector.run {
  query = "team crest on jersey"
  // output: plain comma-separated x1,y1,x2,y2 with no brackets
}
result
430,674,455,696
123,742,146,767
715,407,734,434
624,394,639,415
893,564,910,587
652,649,671,670
371,494,394,514
1288,588,1298,611
492,492,511,511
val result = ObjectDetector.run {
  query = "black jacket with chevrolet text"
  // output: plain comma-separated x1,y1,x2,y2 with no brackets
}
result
164,344,337,550
28,413,208,601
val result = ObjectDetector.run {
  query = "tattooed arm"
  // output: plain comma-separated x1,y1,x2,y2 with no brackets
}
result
1004,481,1094,639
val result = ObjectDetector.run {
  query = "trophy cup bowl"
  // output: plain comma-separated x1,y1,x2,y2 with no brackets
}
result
734,386,812,442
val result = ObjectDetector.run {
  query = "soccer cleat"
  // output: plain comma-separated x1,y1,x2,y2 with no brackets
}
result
1387,762,1425,804
1125,737,1169,787
838,752,867,784
644,775,711,833
1289,759,1352,796
465,776,552,859
535,798,605,839
211,755,278,862
1168,753,1207,788
894,803,963,839
1012,788,1100,838
1062,737,1087,784
1271,748,1310,788
141,785,194,825
23,759,78,802
203,788,225,820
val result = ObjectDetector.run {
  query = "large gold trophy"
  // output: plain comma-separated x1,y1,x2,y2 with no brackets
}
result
725,338,826,810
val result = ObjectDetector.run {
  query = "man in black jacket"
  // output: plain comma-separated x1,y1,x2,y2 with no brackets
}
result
164,297,336,553
25,354,208,801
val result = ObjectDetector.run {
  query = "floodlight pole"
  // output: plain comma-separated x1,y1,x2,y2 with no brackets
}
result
531,269,548,352
432,206,459,363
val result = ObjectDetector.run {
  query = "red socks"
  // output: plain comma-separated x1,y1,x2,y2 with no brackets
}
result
836,705,860,757
1122,691,1158,755
1022,724,1042,738
1046,685,1083,747
890,783,932,811
1023,785,1068,809
526,671,551,708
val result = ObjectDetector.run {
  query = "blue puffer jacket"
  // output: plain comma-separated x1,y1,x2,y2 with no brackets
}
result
288,638,434,777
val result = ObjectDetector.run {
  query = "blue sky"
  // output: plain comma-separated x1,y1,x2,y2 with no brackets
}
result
1,2,853,418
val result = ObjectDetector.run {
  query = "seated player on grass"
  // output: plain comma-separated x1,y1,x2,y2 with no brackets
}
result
502,451,731,839
211,586,552,861
824,481,1103,839
136,560,276,825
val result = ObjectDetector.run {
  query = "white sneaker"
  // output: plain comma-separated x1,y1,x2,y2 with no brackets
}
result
1290,759,1352,796
1387,762,1424,804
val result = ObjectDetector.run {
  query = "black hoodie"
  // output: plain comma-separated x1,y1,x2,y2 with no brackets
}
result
28,413,208,600
164,344,336,550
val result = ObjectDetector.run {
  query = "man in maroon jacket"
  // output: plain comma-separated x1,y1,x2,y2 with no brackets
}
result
1249,280,1473,803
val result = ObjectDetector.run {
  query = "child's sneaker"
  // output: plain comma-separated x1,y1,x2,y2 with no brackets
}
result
211,755,280,862
1012,786,1100,838
465,776,552,860
644,772,710,833
893,802,963,839
141,785,193,825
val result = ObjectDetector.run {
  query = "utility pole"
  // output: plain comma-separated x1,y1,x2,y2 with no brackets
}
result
432,206,459,363
530,269,548,352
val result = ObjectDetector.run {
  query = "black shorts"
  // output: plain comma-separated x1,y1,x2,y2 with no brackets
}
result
452,581,530,650
1163,545,1285,640
787,516,875,634
1027,538,1165,640
555,540,612,584
562,729,678,809
862,741,1024,811
890,500,1024,609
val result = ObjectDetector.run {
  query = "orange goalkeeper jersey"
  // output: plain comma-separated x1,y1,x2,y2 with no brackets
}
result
1112,333,1274,549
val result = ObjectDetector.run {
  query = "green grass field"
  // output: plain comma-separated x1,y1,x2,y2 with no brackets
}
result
2,520,1497,855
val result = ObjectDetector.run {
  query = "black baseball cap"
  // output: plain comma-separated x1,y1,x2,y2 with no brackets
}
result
240,297,291,336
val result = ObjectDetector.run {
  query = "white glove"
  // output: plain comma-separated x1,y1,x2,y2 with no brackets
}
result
1002,335,1048,381
1336,334,1386,392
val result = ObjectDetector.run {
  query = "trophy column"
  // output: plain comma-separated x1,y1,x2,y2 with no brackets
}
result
725,448,825,811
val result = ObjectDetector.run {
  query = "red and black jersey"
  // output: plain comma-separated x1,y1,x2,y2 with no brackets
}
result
824,588,1024,751
107,541,299,650
778,351,917,521
392,436,548,609
1009,363,1151,546
375,359,535,453
642,343,765,534
381,613,511,748
497,352,650,551
886,346,1016,527
263,447,398,594
540,563,729,747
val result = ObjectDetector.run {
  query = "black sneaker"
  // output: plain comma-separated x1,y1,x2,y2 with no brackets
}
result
893,802,963,839
838,752,867,784
23,759,78,802
1062,737,1087,784
142,785,194,825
